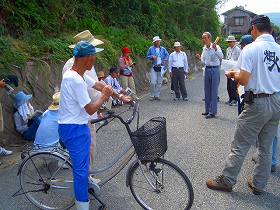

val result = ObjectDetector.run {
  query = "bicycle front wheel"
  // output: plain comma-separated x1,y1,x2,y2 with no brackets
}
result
128,158,194,210
19,152,74,210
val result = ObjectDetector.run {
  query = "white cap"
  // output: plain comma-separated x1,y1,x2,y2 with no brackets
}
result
152,36,161,43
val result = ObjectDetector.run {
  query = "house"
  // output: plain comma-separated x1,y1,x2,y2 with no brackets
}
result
221,6,257,36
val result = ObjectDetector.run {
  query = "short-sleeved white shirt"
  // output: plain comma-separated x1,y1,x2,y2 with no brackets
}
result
58,70,91,124
63,57,100,118
239,34,280,94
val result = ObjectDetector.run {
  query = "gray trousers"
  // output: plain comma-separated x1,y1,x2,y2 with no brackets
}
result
150,68,163,98
204,66,220,115
172,68,187,99
222,93,280,189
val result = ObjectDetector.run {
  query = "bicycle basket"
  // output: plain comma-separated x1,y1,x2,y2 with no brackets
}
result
131,117,167,161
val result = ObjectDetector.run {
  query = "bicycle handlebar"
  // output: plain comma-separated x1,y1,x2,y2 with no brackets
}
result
90,101,139,126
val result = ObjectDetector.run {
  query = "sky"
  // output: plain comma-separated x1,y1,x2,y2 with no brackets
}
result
218,0,280,16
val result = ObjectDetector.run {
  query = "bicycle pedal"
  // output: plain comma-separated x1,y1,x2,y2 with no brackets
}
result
88,180,101,196
154,168,162,175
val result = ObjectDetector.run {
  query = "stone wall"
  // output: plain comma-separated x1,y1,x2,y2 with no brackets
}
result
0,52,201,145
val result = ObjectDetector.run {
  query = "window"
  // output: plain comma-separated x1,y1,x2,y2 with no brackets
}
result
234,17,244,26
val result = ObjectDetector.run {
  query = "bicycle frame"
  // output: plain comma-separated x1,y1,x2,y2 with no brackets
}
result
90,102,139,186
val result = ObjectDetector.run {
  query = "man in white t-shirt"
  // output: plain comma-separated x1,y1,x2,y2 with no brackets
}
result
206,15,280,195
58,41,130,209
63,30,104,172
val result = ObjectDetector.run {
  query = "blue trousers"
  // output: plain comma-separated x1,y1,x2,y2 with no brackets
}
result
58,124,90,202
204,66,220,115
23,116,41,141
272,128,278,166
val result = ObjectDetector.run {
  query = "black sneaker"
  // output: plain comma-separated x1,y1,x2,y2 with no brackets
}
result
183,98,188,101
205,114,215,119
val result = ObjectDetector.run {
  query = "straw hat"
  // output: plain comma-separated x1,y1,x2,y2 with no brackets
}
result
174,42,182,47
68,30,104,48
152,36,161,43
48,92,60,111
97,71,105,79
226,35,237,42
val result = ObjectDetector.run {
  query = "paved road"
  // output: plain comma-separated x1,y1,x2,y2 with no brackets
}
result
0,70,279,210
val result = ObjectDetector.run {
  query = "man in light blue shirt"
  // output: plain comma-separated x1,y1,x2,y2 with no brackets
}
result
146,36,169,101
34,92,60,148
196,32,223,118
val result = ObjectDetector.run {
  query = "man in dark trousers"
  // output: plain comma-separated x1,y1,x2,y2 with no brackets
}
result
168,42,189,101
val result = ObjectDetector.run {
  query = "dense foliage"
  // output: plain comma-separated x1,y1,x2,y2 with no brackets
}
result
0,0,222,71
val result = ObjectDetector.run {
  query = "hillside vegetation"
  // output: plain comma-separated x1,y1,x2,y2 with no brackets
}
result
0,0,222,72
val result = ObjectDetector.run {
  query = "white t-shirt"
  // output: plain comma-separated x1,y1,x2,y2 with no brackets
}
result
63,57,101,118
239,34,280,94
58,70,91,124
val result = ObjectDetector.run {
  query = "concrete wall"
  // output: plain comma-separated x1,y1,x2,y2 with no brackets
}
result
0,52,201,145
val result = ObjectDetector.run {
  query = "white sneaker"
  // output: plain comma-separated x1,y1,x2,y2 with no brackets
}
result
75,200,89,210
89,175,101,184
0,147,13,156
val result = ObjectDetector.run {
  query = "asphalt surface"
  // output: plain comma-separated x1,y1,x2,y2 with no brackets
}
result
0,70,279,210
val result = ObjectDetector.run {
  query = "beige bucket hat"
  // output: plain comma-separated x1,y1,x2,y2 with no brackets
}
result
174,42,182,47
68,30,104,48
226,35,237,42
48,92,60,111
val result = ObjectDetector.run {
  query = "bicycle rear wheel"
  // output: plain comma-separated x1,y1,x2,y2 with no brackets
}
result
128,158,194,210
19,152,74,210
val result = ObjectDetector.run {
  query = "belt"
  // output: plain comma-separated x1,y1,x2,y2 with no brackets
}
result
206,66,219,68
172,67,184,69
253,93,275,98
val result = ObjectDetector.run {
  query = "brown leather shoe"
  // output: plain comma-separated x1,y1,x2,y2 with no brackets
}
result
206,175,232,192
247,177,264,195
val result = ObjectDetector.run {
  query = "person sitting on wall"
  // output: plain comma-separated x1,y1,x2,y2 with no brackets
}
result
13,91,41,141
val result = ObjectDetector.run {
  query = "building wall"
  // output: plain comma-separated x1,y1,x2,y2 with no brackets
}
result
223,10,255,35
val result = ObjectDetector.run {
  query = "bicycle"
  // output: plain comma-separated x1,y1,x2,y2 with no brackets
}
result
15,101,194,210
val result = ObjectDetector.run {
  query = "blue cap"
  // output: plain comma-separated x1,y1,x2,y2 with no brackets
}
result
240,35,254,45
14,91,32,108
73,41,104,58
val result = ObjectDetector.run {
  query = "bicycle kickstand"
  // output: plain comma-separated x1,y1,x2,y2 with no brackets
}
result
88,188,107,210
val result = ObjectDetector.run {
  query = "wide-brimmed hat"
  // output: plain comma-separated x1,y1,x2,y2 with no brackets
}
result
122,47,132,54
226,35,237,42
97,71,105,79
68,30,104,48
73,41,104,58
152,36,161,43
14,91,32,108
48,92,60,111
174,42,182,47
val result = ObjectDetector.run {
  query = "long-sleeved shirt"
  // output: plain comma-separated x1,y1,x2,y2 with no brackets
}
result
201,44,224,66
226,45,241,61
14,111,28,134
168,51,189,73
146,46,169,66
104,75,123,93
